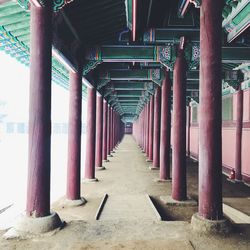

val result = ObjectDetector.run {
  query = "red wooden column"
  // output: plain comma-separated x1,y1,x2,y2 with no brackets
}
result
108,107,113,156
95,94,105,170
141,108,145,151
152,87,161,169
112,110,116,150
102,100,108,162
110,108,114,152
147,96,154,161
144,104,148,153
159,70,171,180
66,67,85,205
194,0,224,222
84,87,97,181
235,86,243,181
172,49,187,201
107,105,111,156
186,104,191,157
8,2,63,236
146,102,150,157
26,3,53,217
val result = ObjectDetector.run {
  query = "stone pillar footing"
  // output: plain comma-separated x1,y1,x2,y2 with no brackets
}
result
146,159,153,162
103,159,110,163
96,166,106,171
155,178,172,183
82,178,99,183
149,166,159,171
60,198,86,208
3,212,63,239
191,213,231,234
108,154,113,157
160,195,197,207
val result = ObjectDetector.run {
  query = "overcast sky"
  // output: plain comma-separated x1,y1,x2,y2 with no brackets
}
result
0,51,87,123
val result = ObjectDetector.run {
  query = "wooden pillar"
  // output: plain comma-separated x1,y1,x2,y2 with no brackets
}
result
66,68,83,201
235,87,243,181
112,110,115,150
95,94,104,169
159,70,171,180
84,87,97,180
146,102,150,157
144,106,148,152
107,105,111,156
234,86,243,181
102,100,108,161
26,3,53,217
172,50,187,201
108,107,113,155
187,104,191,157
148,96,154,161
198,0,223,219
152,87,161,169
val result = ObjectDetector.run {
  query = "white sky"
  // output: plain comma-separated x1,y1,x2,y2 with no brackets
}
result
0,50,87,123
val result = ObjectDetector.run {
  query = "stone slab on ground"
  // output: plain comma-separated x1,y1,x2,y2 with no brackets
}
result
99,195,157,221
223,203,250,224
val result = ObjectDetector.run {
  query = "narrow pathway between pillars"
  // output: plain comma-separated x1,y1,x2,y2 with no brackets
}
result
0,135,249,250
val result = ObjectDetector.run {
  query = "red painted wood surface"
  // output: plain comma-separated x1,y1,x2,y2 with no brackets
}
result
26,3,52,217
198,0,223,220
66,69,82,200
153,87,161,168
148,96,154,161
159,70,171,180
172,51,187,201
102,100,108,161
85,87,96,179
95,95,103,168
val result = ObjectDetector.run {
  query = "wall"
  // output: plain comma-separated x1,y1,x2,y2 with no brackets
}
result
188,89,250,185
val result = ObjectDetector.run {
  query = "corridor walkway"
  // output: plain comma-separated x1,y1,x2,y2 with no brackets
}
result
0,135,249,249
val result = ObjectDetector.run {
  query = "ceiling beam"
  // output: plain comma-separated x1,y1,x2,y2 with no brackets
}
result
86,45,250,65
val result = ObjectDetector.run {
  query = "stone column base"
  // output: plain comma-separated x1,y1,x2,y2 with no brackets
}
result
149,166,159,170
82,178,99,183
96,166,106,171
60,198,86,208
108,154,113,157
155,178,172,183
103,159,109,163
191,213,231,234
3,212,63,239
146,159,153,162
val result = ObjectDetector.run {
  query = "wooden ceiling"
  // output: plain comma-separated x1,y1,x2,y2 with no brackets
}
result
0,0,249,121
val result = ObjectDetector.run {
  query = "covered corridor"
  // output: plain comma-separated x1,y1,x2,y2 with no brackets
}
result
0,0,250,249
1,135,250,249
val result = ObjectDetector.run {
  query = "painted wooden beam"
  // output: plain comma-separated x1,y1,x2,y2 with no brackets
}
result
143,28,200,43
99,69,163,86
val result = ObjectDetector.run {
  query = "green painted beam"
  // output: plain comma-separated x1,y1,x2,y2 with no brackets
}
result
101,46,156,62
222,47,250,62
111,82,146,90
87,45,249,66
143,28,200,43
99,69,163,85
223,0,250,42
119,101,139,104
0,12,30,26
118,97,141,100
116,94,142,97
116,90,143,96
